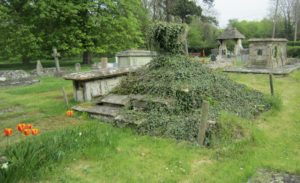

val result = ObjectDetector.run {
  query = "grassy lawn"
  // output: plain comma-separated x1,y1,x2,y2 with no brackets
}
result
0,56,115,71
0,71,300,182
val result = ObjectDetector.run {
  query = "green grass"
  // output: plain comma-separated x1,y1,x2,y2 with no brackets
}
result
0,56,116,71
0,71,300,182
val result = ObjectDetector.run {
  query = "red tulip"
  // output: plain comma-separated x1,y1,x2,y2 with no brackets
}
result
17,123,26,132
23,129,31,136
26,124,33,129
4,128,13,136
66,110,74,117
31,129,39,136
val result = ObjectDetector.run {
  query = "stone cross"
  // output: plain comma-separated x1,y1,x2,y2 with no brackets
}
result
36,60,43,76
75,63,81,72
101,57,108,69
52,47,61,72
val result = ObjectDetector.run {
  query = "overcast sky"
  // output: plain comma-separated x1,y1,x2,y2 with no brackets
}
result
213,0,271,28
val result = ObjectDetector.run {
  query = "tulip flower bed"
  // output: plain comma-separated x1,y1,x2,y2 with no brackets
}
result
0,122,118,182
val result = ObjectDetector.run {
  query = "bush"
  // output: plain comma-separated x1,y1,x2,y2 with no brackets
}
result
287,41,300,47
0,122,118,183
287,46,300,58
148,22,186,54
114,55,270,142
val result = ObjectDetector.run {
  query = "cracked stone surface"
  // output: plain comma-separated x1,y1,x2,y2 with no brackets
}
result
248,169,300,183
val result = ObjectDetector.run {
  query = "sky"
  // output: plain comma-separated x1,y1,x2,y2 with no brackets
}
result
213,0,271,28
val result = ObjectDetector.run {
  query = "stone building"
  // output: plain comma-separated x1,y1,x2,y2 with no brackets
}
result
217,27,245,57
248,38,288,68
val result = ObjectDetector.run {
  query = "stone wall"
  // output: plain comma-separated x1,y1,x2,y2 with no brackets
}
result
248,39,288,69
73,77,122,102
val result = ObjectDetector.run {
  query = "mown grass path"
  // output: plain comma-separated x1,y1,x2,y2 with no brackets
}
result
0,72,299,182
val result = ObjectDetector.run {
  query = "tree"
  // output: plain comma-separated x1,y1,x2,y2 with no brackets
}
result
0,0,146,64
142,0,213,22
38,0,145,64
188,17,219,51
0,1,42,64
170,0,202,23
269,0,298,39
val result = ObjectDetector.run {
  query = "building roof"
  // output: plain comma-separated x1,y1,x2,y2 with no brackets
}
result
217,27,245,40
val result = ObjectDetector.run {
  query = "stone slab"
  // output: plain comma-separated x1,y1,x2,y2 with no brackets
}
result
248,169,300,183
98,94,130,106
64,68,135,81
72,105,120,117
0,70,39,87
224,62,300,75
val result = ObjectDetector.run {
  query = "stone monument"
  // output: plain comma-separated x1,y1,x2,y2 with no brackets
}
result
75,63,81,72
116,50,157,68
36,60,43,76
52,47,61,73
247,38,288,68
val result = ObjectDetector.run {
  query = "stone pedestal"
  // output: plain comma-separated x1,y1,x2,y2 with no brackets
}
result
116,50,157,68
64,68,135,102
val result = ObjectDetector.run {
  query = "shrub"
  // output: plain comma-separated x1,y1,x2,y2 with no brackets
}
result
287,41,300,47
114,55,270,142
148,22,186,54
287,46,300,58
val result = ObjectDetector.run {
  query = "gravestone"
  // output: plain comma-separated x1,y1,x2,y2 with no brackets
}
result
36,60,43,76
75,63,81,72
0,70,39,87
101,57,108,69
52,47,61,72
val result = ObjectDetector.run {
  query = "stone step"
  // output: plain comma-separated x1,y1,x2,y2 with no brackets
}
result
97,94,130,106
73,105,121,118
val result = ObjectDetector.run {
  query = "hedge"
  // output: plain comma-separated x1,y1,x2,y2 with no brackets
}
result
287,46,300,58
287,41,300,47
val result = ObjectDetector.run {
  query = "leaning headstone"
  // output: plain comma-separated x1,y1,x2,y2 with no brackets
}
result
75,63,81,72
36,60,43,76
52,47,61,73
101,57,108,69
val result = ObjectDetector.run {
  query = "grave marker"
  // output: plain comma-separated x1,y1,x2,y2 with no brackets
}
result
52,47,61,73
75,63,81,72
36,60,43,76
197,100,209,146
101,57,108,69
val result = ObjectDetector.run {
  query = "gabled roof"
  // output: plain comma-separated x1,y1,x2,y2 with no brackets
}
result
217,27,245,40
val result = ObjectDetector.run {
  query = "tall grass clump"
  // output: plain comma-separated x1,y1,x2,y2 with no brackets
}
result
0,122,118,183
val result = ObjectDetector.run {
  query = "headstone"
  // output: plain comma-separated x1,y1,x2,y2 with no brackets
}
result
101,57,108,69
36,60,43,76
52,47,61,72
211,55,217,62
75,63,81,72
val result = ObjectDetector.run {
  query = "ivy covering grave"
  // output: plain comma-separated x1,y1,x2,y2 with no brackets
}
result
113,55,270,142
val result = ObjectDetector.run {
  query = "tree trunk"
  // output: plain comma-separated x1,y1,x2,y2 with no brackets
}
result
82,51,92,65
165,0,171,22
272,0,279,38
294,0,299,42
22,56,30,65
